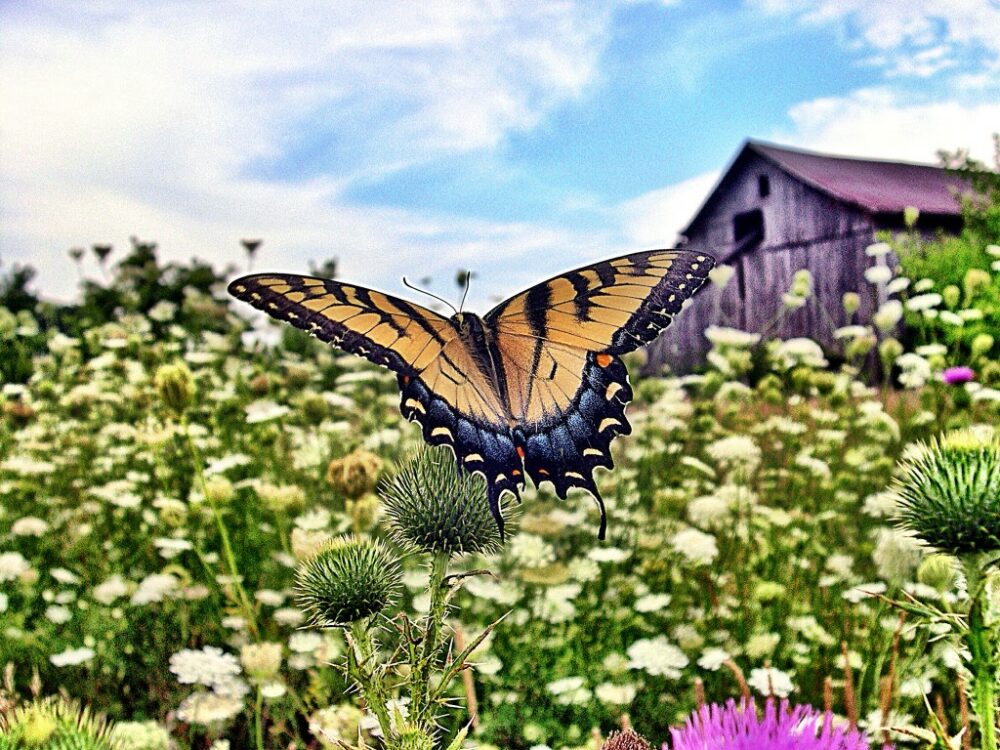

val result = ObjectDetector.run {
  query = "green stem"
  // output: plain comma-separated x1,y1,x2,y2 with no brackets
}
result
181,416,259,637
255,686,264,750
349,621,394,738
964,557,997,750
411,553,450,724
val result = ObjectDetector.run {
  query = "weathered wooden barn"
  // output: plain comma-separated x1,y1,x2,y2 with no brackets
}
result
650,140,968,372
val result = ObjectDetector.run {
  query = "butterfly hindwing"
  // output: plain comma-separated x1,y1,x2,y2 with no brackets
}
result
399,372,522,536
485,250,714,536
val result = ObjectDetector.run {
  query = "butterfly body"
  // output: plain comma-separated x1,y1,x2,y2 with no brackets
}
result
229,249,714,539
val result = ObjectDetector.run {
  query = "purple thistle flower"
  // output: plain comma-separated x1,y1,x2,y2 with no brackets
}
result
668,699,871,750
942,366,975,385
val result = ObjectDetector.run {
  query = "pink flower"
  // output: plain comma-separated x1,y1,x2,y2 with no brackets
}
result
668,699,870,750
942,366,975,385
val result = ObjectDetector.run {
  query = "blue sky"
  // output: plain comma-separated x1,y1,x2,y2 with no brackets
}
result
2,1,1000,309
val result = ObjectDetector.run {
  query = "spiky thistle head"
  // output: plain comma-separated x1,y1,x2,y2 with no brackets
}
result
600,729,652,750
893,429,1000,555
379,447,503,557
0,697,121,750
386,724,435,750
295,535,401,627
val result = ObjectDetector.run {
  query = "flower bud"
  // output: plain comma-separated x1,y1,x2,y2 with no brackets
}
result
878,338,903,367
972,333,995,358
894,430,1000,554
380,448,503,557
942,285,960,309
601,730,652,750
204,476,235,504
347,493,381,532
903,205,920,229
964,268,991,302
842,292,860,315
295,535,401,627
326,449,383,499
240,642,283,683
791,269,813,298
153,362,195,415
387,725,435,750
916,554,957,592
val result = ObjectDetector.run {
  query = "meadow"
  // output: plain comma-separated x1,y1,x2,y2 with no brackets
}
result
1,218,1000,750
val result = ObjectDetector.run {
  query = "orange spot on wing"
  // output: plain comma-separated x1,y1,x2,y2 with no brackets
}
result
516,446,525,459
512,469,521,476
402,375,410,385
596,353,613,368
538,468,550,476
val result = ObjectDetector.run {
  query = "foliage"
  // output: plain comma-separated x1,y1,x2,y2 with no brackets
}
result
1,243,1000,749
890,137,1000,367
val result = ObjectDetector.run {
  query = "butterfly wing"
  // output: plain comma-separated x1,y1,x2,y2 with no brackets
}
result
228,274,520,530
228,274,458,374
485,249,714,536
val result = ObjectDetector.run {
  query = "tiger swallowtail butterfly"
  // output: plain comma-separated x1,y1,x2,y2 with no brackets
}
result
229,249,715,539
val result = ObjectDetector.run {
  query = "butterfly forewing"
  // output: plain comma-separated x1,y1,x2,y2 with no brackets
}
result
228,274,456,375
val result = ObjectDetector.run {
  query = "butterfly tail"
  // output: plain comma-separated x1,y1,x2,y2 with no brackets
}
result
592,490,607,541
486,482,507,542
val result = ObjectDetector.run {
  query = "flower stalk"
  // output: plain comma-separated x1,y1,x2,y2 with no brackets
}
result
963,557,997,750
182,417,259,638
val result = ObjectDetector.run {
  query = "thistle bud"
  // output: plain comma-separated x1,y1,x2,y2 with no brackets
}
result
380,448,503,557
601,730,653,750
153,362,195,415
387,725,435,750
327,449,383,499
916,553,957,592
295,535,401,627
893,430,1000,554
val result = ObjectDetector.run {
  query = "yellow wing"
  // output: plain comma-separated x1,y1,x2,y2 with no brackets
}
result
228,274,506,417
483,249,714,532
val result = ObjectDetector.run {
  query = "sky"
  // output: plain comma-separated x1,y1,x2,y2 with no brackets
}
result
2,0,1000,311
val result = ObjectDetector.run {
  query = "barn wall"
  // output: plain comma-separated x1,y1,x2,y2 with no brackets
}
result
648,151,884,373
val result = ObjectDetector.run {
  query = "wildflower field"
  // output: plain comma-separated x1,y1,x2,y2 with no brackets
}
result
2,212,1000,750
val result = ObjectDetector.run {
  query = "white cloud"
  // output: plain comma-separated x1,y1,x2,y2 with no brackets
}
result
618,171,721,247
775,87,1000,163
751,0,1000,51
749,0,1000,78
0,1,616,302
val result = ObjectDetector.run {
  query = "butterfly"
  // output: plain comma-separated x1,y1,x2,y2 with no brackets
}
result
229,249,715,539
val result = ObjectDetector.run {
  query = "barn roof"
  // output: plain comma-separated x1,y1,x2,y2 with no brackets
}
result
683,140,968,236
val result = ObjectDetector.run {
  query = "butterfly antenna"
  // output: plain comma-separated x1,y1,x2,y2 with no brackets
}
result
458,271,472,315
402,277,458,315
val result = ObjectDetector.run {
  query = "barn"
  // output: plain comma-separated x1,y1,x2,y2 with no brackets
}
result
649,139,969,373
